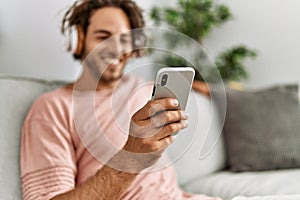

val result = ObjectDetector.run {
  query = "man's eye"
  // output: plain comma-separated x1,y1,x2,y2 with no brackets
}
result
96,36,109,41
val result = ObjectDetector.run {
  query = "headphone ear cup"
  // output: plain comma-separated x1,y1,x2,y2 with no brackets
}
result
70,26,79,54
65,25,84,59
66,26,78,54
74,26,84,57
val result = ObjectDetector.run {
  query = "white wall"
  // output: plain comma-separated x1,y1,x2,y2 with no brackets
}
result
204,0,300,88
0,0,299,87
0,0,80,81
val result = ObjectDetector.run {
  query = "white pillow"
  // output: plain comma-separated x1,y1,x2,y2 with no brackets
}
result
167,91,226,186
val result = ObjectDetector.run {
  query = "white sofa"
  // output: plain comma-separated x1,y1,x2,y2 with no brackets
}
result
0,75,300,200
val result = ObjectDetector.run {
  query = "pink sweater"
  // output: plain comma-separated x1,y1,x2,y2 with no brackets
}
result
21,75,211,200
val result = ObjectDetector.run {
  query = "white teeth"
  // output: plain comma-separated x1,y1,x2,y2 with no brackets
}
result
101,56,120,65
112,59,120,65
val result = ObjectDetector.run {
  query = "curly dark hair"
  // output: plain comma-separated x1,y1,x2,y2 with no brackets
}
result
61,0,145,60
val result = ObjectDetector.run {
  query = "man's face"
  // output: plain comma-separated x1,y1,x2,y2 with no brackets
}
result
82,7,132,83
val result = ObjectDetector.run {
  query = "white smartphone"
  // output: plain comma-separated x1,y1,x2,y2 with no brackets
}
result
151,67,195,110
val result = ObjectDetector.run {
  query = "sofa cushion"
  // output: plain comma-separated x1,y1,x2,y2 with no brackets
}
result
223,84,300,171
184,169,300,200
233,195,300,200
0,75,66,200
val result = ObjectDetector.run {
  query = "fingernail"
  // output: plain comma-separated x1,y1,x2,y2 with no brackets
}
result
171,99,179,106
182,120,188,127
182,112,189,119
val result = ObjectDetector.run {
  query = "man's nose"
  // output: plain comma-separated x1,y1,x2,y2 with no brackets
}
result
109,36,124,56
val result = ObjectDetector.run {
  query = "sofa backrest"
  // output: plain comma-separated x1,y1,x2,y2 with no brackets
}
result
0,75,227,198
0,75,67,200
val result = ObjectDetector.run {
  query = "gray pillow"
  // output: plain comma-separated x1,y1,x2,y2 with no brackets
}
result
223,84,300,171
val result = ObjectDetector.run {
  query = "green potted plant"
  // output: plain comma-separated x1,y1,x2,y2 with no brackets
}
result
150,0,257,95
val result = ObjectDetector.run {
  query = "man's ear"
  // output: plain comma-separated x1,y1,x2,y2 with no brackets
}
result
74,25,85,58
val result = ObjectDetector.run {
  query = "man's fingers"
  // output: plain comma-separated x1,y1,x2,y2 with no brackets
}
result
156,121,188,140
159,135,175,150
132,110,188,138
151,110,188,128
133,98,179,121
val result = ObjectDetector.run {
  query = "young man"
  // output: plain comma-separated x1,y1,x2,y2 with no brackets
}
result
20,0,221,199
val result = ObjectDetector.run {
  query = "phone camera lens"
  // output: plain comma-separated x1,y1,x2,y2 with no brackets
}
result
161,74,168,86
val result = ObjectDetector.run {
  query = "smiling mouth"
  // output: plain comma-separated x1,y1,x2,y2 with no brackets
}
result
101,55,123,67
101,53,126,71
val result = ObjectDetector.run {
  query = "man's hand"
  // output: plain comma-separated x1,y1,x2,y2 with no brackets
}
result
123,98,188,170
